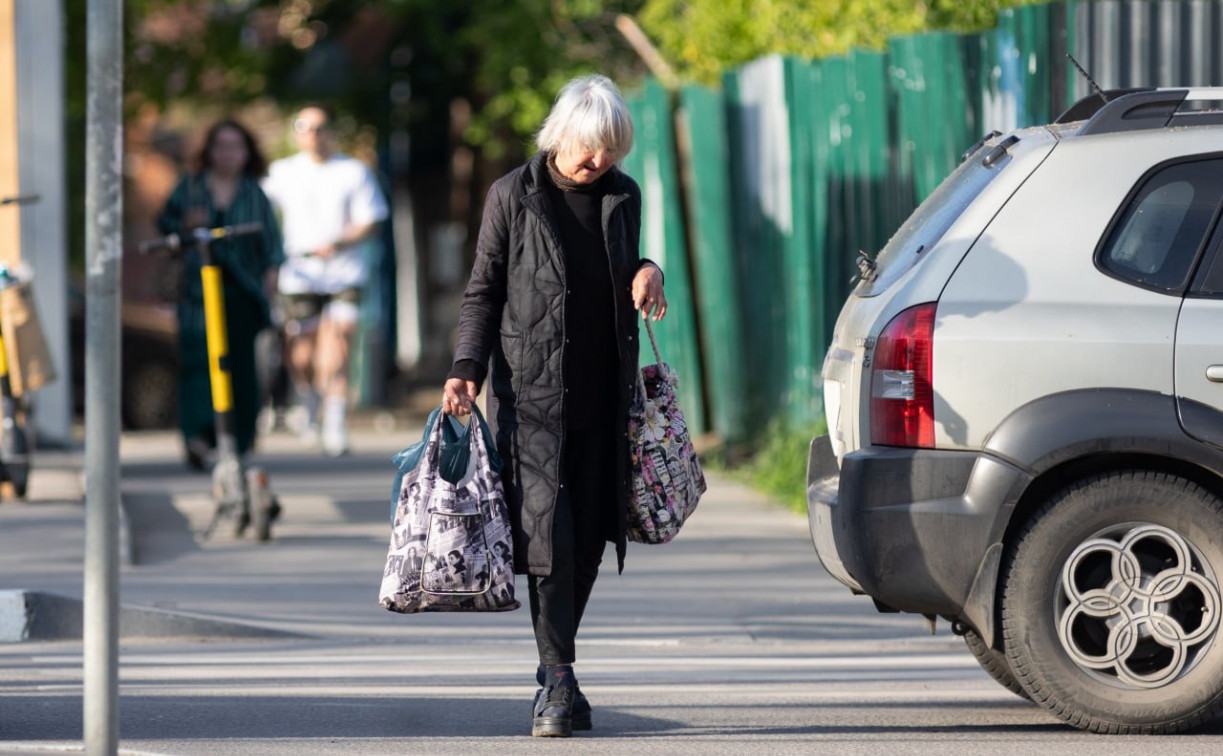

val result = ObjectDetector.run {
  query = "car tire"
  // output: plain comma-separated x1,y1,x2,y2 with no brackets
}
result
122,357,177,430
963,628,1028,700
1001,471,1223,733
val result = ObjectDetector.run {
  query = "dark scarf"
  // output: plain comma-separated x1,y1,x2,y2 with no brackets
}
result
545,151,602,193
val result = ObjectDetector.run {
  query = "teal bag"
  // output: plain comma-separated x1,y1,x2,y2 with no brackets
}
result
390,406,502,523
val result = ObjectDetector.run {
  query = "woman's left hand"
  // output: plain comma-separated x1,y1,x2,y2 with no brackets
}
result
631,264,667,321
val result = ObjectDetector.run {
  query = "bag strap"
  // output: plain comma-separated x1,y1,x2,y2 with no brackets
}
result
467,403,485,440
420,403,449,469
465,403,491,457
635,319,665,403
642,317,664,366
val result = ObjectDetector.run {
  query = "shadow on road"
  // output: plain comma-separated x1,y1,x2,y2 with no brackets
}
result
123,492,201,565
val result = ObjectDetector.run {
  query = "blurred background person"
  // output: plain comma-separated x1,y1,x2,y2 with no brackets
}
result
262,104,388,457
443,74,666,738
156,119,284,471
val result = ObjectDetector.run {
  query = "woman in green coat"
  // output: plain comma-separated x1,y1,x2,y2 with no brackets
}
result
157,119,284,469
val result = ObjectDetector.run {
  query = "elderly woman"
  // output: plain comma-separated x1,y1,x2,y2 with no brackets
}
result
442,74,666,738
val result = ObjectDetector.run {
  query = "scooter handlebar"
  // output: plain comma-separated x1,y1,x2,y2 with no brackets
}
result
138,222,264,255
207,222,264,241
0,194,40,207
137,233,182,254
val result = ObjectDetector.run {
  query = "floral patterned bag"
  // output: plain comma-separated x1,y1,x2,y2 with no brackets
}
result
379,404,520,613
627,319,707,544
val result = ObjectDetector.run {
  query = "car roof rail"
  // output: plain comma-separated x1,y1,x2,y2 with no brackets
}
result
1078,88,1223,136
1054,88,1153,123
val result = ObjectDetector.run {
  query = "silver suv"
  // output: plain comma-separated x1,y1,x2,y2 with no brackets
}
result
807,88,1223,734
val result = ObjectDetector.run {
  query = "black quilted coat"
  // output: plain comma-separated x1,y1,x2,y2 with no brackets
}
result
452,153,644,577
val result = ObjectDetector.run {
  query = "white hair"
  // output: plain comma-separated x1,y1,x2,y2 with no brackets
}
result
536,74,634,159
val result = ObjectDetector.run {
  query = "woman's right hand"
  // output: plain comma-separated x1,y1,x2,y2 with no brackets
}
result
442,378,478,416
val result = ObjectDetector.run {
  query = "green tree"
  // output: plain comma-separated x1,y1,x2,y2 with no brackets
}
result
637,0,1046,85
117,1,649,155
425,0,648,158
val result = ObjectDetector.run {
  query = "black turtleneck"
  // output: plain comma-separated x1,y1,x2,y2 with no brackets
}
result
541,163,618,428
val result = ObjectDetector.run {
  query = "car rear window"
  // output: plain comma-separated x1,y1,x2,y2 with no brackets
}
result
1098,157,1223,293
856,144,1006,297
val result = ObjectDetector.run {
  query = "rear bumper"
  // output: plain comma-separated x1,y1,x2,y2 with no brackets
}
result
806,436,1030,616
805,435,863,592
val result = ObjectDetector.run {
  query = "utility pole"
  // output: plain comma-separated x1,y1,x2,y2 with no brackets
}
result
84,0,122,753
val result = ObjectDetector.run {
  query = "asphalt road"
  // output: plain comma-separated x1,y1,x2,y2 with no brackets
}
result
2,423,1223,754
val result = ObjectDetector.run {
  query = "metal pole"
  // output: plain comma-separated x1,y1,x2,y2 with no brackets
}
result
84,0,122,753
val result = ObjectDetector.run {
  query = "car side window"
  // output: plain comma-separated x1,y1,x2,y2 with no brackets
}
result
1098,158,1223,293
1197,240,1223,296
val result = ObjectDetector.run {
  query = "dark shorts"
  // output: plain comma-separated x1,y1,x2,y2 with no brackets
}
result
280,289,362,323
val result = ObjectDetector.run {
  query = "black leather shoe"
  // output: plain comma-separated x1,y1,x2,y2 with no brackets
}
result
532,666,576,737
536,664,591,730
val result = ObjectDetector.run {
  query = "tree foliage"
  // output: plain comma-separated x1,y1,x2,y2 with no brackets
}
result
109,0,1051,154
113,0,649,158
637,0,1046,85
450,0,647,157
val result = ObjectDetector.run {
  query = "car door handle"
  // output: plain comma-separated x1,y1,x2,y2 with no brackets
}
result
1208,365,1223,383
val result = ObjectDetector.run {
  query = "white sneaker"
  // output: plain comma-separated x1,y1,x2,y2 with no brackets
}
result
285,404,308,434
321,422,349,457
257,406,281,434
286,405,320,445
321,398,349,457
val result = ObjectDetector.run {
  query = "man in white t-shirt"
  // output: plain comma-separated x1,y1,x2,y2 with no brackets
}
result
262,104,388,456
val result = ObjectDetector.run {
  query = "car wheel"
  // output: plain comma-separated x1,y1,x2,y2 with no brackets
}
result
1001,471,1223,733
963,627,1028,700
122,358,177,430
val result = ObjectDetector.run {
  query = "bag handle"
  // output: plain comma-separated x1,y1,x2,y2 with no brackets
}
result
465,403,490,455
635,319,665,404
422,402,491,474
642,317,664,367
420,402,449,470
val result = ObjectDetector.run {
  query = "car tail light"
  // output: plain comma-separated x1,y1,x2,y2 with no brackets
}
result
870,303,936,448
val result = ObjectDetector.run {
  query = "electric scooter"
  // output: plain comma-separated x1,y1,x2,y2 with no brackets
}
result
0,194,40,499
139,222,280,541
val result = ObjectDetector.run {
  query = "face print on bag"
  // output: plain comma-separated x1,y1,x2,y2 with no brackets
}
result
493,540,511,564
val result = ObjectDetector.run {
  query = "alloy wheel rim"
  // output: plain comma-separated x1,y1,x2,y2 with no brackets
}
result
1056,522,1221,689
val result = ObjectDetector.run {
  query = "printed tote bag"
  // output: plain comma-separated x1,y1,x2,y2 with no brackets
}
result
627,319,707,544
379,404,520,613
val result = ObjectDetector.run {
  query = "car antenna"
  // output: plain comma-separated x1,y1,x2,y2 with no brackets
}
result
1066,53,1108,105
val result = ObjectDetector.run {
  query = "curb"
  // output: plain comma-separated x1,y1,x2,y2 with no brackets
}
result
0,744,178,755
0,590,302,642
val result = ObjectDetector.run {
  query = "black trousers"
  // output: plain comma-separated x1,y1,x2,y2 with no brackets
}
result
528,425,616,667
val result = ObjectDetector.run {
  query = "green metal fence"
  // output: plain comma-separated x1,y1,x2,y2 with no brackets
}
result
678,84,746,442
623,79,706,435
622,0,1223,448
